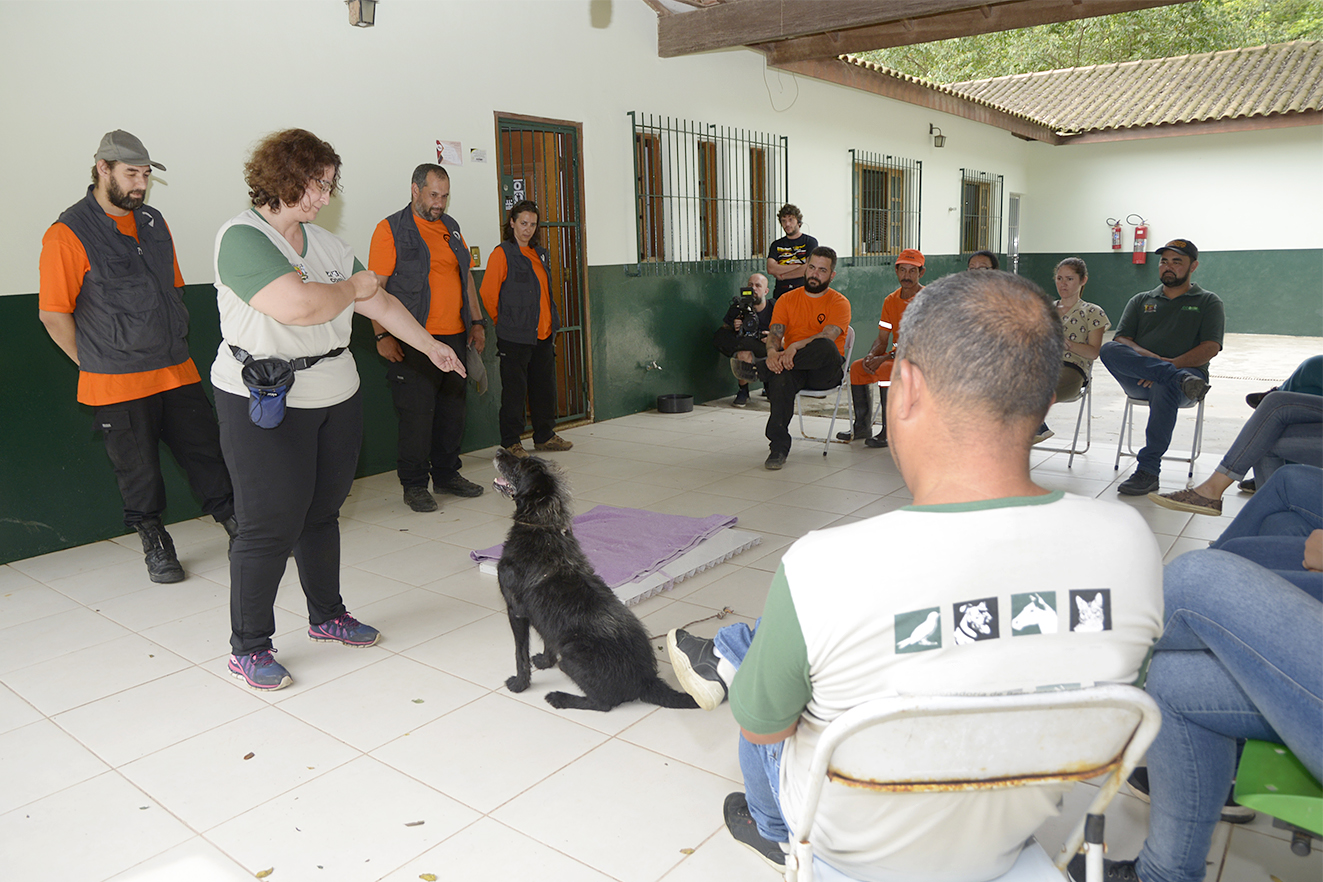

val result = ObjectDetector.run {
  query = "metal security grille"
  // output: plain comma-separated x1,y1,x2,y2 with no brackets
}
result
850,150,921,264
629,112,787,275
960,168,1003,255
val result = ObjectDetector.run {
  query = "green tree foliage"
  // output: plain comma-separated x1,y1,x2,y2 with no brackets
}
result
856,0,1323,84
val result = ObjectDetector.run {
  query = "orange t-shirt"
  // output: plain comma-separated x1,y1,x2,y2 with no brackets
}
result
770,287,852,356
877,286,918,346
479,244,553,341
368,214,468,335
39,212,196,406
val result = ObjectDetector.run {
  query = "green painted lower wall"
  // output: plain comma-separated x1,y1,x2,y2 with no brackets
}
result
3,247,1319,563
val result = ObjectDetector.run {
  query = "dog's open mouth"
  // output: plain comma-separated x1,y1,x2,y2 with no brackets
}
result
493,473,514,498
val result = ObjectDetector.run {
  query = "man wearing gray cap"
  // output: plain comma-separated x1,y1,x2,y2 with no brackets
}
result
39,130,236,583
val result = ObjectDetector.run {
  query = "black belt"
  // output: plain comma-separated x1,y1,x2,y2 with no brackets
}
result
230,344,346,371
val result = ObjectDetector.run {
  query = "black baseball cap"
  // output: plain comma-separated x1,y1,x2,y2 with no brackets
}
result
1154,239,1197,260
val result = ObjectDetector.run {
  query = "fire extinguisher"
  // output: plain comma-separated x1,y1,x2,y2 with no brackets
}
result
1108,218,1122,251
1129,215,1148,265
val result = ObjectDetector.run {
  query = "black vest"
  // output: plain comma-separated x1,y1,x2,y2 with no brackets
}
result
56,187,190,374
494,241,558,345
383,206,471,331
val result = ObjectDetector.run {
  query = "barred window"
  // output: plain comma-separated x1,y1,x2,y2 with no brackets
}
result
960,168,1003,255
851,150,921,264
630,112,787,274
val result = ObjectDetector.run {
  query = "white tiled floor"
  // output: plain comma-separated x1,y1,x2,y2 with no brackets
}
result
2,333,1319,882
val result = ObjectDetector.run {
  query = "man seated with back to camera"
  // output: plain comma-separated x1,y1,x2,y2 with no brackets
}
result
732,246,851,471
714,272,773,407
671,269,1163,879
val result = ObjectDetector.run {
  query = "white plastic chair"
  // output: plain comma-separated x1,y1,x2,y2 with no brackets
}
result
1113,394,1206,484
795,326,856,456
1036,379,1092,467
783,685,1162,882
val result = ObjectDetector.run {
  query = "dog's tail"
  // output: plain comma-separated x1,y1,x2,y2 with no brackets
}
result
641,677,700,709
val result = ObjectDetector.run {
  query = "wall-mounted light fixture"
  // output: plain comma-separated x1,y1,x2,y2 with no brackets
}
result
347,0,376,27
929,124,946,148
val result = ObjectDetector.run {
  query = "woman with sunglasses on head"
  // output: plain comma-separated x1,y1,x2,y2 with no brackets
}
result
213,128,464,691
480,199,572,457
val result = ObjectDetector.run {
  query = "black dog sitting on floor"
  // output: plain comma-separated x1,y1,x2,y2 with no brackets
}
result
491,449,698,712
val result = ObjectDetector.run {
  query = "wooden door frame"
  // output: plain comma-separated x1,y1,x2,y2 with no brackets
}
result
492,111,593,423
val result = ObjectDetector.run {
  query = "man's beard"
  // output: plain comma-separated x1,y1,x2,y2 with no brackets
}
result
1160,269,1189,288
414,202,443,222
107,177,145,211
804,276,828,294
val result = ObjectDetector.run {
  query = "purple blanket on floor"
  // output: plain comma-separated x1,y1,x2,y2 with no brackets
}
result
471,505,738,587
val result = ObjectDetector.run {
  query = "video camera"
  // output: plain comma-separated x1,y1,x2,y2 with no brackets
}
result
730,286,760,338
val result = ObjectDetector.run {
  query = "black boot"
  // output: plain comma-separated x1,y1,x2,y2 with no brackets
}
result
219,515,239,558
835,385,873,441
865,387,889,448
135,518,185,583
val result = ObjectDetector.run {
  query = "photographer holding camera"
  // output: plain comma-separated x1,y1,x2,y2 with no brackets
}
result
714,272,774,406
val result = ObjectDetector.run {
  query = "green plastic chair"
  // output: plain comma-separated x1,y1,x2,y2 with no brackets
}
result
1233,739,1322,855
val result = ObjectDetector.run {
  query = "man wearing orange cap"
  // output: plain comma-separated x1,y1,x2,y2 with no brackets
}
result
836,249,925,448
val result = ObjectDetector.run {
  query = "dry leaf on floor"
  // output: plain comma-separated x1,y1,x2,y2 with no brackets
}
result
243,752,255,760
412,699,424,704
255,870,273,879
680,848,695,854
404,820,425,827
420,875,438,881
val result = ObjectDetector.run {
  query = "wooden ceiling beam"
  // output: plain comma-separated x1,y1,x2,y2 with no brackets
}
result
773,57,1064,145
659,0,1189,59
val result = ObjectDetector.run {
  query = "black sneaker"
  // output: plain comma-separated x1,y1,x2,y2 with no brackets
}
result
1180,372,1210,403
666,628,727,710
863,435,888,449
1033,423,1055,444
403,485,438,512
1127,767,1255,823
1066,853,1139,881
1238,478,1257,494
1118,469,1159,496
764,451,787,471
733,388,750,407
723,792,785,870
135,519,185,583
1246,387,1276,409
434,473,484,498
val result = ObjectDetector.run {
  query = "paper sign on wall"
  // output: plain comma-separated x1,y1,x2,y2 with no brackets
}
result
436,140,462,166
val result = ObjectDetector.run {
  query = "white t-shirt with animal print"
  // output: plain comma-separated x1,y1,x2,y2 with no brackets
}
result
730,491,1163,881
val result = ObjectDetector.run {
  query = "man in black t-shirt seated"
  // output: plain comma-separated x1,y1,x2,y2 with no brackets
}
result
714,272,774,407
766,204,819,299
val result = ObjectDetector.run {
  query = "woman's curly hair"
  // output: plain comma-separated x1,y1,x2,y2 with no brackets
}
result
244,129,341,211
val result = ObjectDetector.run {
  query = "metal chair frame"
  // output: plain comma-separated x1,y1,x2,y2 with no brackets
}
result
1036,380,1092,467
795,326,857,457
1113,394,1206,483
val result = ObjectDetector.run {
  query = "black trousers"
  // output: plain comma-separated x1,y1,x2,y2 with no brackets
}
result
95,382,234,528
386,332,467,488
758,338,844,455
713,327,768,389
216,389,361,655
498,336,557,448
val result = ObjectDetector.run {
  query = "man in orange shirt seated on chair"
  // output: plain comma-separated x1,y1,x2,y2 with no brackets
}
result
733,246,851,471
836,248,925,449
39,130,236,584
368,164,488,513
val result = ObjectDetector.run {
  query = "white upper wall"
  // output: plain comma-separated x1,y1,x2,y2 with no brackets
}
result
1020,124,1323,253
1,0,1316,296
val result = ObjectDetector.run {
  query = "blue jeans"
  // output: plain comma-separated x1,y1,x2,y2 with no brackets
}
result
1214,391,1322,484
1136,550,1323,882
1280,355,1323,397
715,620,791,843
1100,341,1204,475
1211,464,1323,600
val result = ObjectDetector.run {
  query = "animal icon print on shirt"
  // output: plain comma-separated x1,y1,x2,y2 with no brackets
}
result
894,608,941,654
1010,592,1058,636
1070,589,1112,632
952,597,999,645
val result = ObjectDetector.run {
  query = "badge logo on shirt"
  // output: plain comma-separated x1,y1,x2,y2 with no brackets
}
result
1069,589,1112,632
894,607,941,654
1143,303,1157,313
953,597,999,644
294,264,310,283
1010,592,1058,636
817,313,826,324
325,269,346,282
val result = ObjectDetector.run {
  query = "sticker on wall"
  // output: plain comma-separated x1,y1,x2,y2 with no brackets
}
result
470,148,488,165
1070,589,1112,632
953,597,999,645
894,608,940,654
1010,592,1058,636
436,140,462,166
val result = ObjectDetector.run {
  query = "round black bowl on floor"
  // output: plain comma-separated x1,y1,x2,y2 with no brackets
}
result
657,393,694,413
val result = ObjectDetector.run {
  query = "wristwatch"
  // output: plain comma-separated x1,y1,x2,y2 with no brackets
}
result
470,319,488,328
374,331,391,342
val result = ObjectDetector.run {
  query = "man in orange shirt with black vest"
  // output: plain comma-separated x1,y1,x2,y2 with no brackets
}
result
369,164,487,512
39,130,236,584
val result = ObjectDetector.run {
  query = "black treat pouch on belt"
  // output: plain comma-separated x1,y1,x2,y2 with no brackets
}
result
240,357,296,429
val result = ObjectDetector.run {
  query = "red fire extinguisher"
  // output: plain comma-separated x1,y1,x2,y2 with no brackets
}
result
1129,215,1148,265
1108,218,1122,251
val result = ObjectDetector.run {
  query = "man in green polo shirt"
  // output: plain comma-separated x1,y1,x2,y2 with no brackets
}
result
1100,239,1224,496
